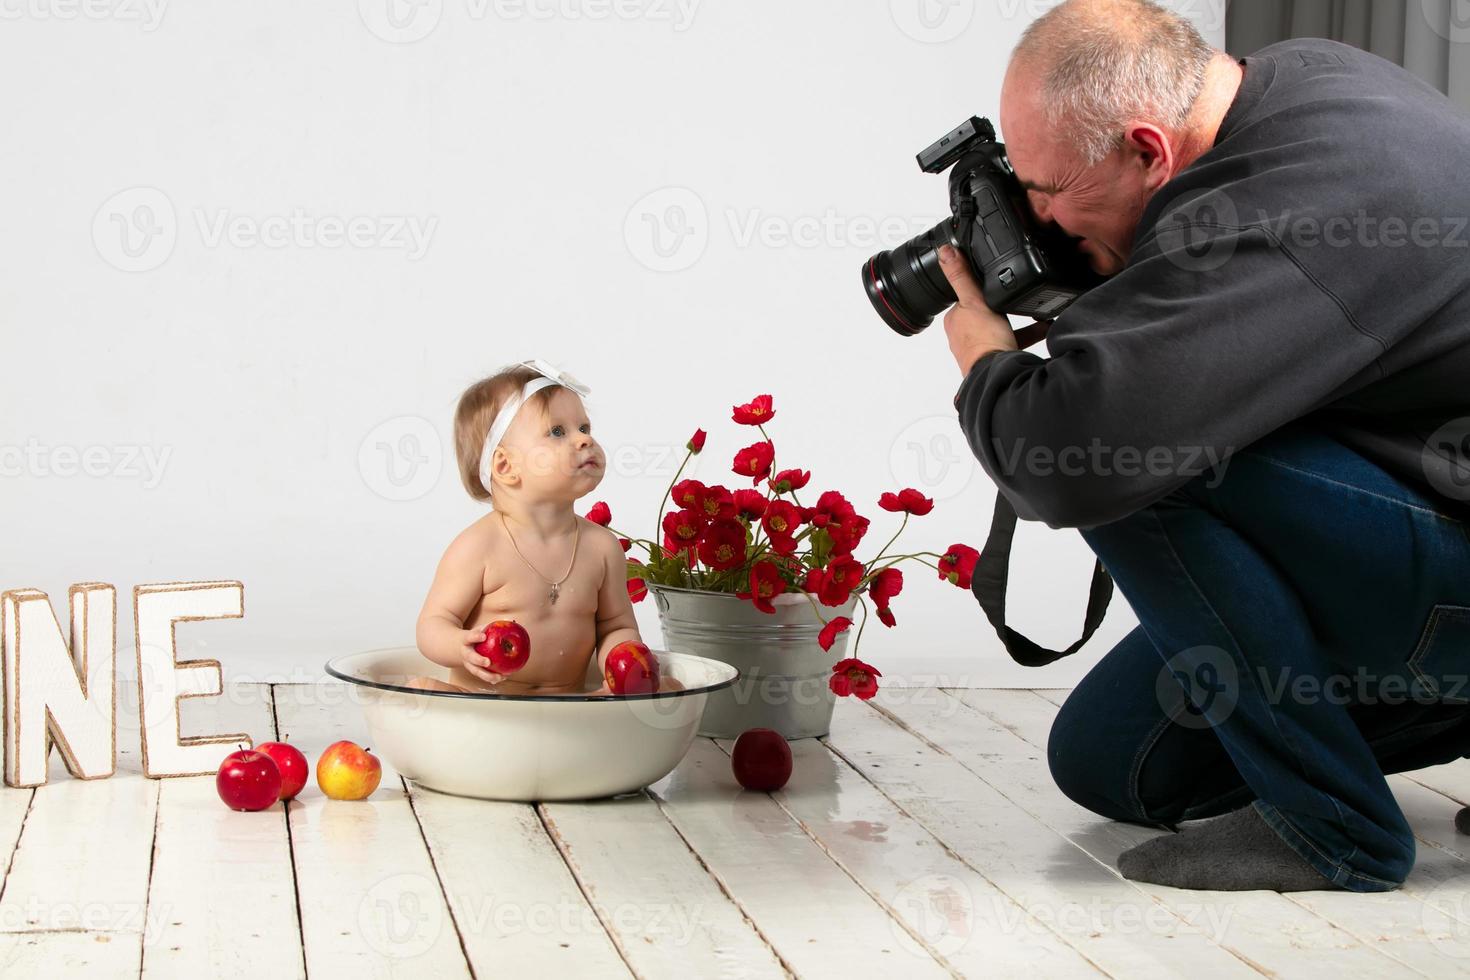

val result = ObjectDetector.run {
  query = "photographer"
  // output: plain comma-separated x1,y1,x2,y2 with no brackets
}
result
942,0,1470,893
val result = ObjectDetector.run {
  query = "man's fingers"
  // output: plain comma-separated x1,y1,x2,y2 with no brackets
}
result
937,245,986,308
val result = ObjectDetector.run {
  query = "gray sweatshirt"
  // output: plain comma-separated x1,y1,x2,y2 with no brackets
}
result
954,38,1470,530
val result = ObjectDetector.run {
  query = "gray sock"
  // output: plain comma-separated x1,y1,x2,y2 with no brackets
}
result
1116,803,1339,891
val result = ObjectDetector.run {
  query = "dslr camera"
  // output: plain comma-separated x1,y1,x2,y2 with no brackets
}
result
862,116,1103,336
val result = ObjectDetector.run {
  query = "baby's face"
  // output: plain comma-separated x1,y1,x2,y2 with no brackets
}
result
499,387,605,500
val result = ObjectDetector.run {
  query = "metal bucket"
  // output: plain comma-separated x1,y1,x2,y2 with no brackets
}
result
650,583,860,739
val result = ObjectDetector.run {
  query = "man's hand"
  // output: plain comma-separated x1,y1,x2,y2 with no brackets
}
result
938,244,1051,375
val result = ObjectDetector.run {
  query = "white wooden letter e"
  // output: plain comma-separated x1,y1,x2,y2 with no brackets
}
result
134,581,250,778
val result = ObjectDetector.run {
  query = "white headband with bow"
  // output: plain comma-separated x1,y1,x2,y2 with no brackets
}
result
478,359,592,492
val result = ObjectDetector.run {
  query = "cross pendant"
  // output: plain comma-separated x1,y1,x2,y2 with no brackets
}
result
549,583,560,606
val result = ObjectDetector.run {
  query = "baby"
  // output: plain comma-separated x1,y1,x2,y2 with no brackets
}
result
413,359,648,696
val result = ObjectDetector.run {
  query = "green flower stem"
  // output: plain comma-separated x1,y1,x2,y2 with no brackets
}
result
800,588,833,625
863,513,910,576
604,525,659,558
862,552,948,578
655,448,695,547
757,421,805,509
849,597,870,660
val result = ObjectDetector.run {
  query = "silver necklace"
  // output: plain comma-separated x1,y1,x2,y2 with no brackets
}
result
499,510,580,606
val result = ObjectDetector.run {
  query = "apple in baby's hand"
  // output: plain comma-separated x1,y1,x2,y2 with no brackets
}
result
604,640,659,695
475,620,532,674
255,741,309,800
731,728,793,792
216,748,283,811
316,740,382,800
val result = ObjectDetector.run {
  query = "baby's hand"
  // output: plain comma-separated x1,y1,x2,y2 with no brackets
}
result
460,628,508,685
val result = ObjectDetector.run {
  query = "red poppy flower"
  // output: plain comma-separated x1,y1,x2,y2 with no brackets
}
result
868,567,903,607
808,490,855,529
671,479,708,513
618,537,632,552
826,514,870,557
878,488,934,516
732,441,775,486
732,394,775,426
732,489,768,522
760,499,802,553
761,499,801,538
698,517,748,571
817,616,853,652
767,468,810,494
662,508,704,556
627,558,648,603
802,490,868,556
585,501,612,526
662,544,696,568
694,484,736,522
830,657,881,699
687,428,706,454
938,543,981,589
876,604,896,628
804,556,864,607
737,559,786,614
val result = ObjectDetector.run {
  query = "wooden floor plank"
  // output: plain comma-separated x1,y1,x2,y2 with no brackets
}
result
0,769,158,936
1402,761,1470,808
142,683,304,979
1032,690,1069,708
707,733,1106,977
273,683,472,979
646,737,953,978
0,788,33,908
403,787,633,977
891,689,1419,978
823,697,1265,978
0,930,141,976
538,783,790,979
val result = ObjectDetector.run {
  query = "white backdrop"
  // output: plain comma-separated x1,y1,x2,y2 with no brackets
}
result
1,1,1224,688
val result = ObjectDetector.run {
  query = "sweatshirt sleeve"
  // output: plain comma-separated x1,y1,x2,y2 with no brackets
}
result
953,221,1395,530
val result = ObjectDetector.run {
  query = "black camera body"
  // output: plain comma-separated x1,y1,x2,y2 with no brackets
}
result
863,116,1104,337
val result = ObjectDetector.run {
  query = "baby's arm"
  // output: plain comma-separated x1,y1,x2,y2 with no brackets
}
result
415,528,506,684
590,530,643,691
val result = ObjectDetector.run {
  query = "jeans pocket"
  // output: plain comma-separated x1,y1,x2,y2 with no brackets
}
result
1407,604,1470,703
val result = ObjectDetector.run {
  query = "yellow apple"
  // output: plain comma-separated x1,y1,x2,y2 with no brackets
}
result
315,740,382,800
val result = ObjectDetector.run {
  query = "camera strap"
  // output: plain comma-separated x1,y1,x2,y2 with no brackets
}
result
970,491,1115,667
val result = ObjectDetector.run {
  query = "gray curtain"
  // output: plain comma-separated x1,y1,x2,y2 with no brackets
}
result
1226,0,1470,109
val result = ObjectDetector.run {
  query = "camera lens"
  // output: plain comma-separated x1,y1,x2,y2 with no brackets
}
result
862,220,958,337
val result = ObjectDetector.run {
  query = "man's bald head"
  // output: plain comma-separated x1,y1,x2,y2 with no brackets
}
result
1006,0,1217,167
991,0,1240,275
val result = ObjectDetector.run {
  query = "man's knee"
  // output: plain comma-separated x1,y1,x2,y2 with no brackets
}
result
1046,689,1145,824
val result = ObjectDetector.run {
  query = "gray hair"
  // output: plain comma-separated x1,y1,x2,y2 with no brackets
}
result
1012,0,1218,166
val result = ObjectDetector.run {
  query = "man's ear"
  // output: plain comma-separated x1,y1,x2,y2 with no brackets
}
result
1124,122,1175,192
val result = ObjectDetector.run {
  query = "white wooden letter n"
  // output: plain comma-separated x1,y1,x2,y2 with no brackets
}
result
1,583,118,787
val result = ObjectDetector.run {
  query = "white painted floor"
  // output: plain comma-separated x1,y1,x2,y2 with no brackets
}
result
4,684,1470,977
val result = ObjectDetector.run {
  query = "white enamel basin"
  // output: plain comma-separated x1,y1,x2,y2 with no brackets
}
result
324,646,739,802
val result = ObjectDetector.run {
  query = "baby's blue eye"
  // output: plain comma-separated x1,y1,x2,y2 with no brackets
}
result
551,425,564,437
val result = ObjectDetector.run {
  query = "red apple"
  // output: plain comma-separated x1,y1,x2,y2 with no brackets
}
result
216,748,283,811
604,640,659,695
255,741,309,800
731,728,792,792
475,619,532,674
316,740,382,800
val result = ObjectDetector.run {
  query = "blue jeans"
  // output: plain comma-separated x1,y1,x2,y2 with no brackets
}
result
1048,419,1470,891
